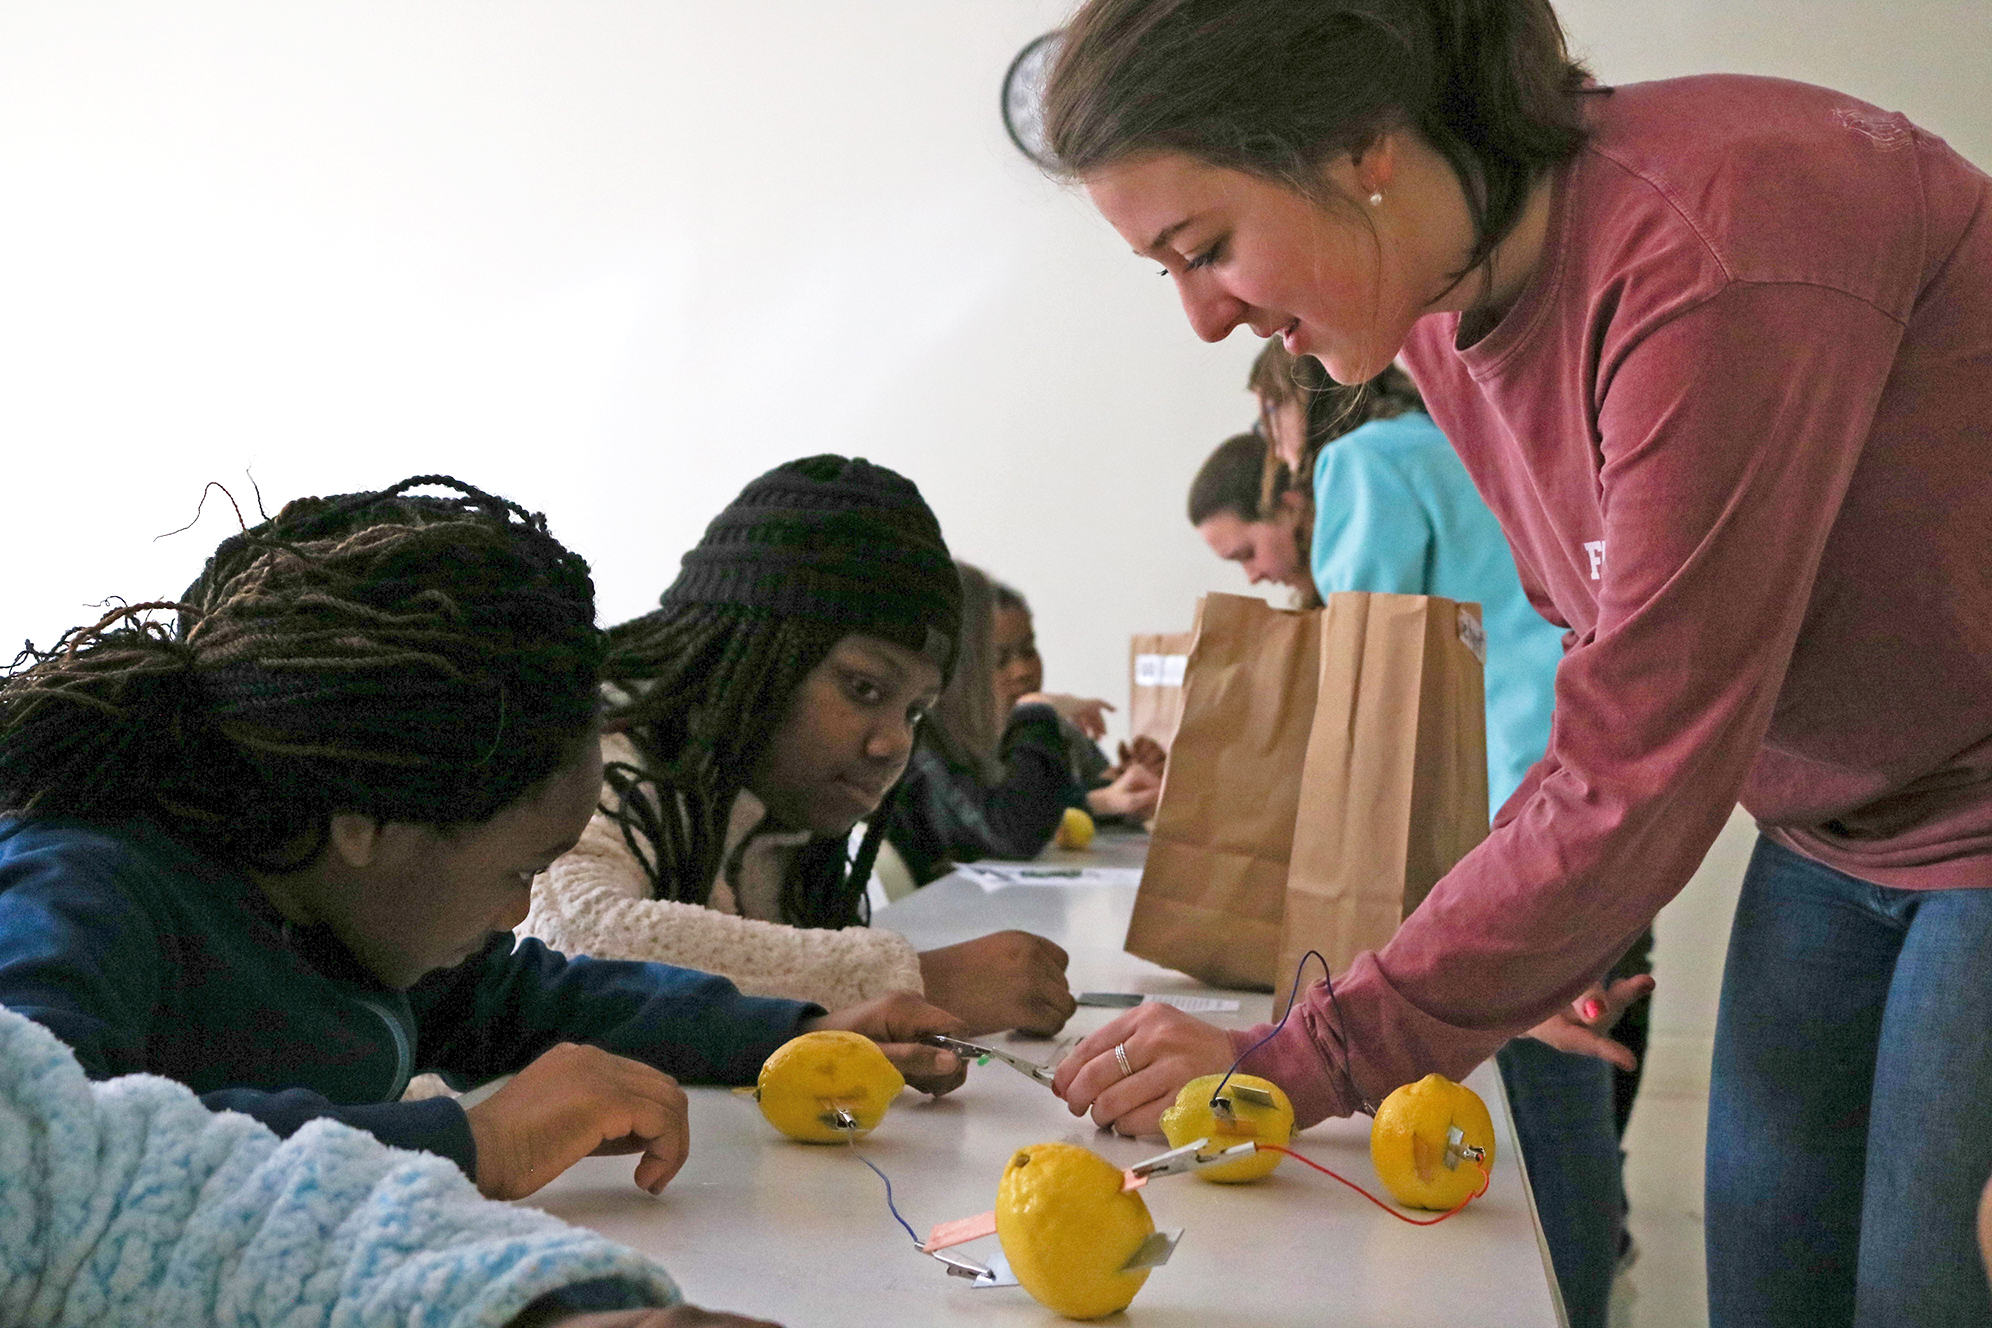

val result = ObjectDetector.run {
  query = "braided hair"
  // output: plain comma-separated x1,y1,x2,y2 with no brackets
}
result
0,475,603,872
593,454,962,932
599,606,871,930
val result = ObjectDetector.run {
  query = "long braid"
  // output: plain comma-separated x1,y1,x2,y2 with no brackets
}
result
0,476,602,871
600,605,876,929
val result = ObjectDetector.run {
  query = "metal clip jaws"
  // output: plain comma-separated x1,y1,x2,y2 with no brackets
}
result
820,1106,860,1133
927,1248,1019,1288
1444,1125,1487,1171
1120,1229,1184,1272
1123,1137,1260,1188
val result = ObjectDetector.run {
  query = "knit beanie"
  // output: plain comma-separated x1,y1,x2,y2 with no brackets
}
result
661,455,961,677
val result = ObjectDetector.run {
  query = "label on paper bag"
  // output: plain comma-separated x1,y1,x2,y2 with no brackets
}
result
1135,653,1188,687
1456,607,1487,665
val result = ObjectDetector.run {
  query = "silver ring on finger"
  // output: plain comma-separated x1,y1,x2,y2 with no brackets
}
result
1114,1042,1133,1079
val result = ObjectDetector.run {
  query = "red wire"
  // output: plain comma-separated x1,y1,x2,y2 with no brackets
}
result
1255,1143,1490,1226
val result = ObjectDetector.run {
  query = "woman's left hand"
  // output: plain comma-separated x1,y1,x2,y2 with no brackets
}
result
1050,1001,1237,1137
1524,974,1656,1070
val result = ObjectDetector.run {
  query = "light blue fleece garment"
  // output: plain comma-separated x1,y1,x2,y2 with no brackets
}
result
1310,411,1563,814
0,1005,679,1328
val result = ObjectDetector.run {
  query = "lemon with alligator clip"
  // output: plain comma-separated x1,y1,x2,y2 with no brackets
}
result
1157,1073,1294,1182
996,1141,1155,1319
753,1030,904,1143
1054,806,1095,850
1369,1073,1495,1209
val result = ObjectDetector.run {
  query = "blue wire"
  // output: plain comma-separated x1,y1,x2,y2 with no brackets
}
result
1209,948,1375,1116
851,1146,923,1246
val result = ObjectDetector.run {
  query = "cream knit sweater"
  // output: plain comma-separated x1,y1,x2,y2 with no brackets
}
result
520,734,925,1011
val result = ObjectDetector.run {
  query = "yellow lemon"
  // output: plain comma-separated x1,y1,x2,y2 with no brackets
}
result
1054,806,1095,850
1369,1073,1495,1210
1157,1073,1294,1183
996,1142,1155,1320
754,1030,904,1144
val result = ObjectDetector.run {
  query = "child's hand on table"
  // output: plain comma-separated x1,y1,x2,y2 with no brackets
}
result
918,930,1077,1037
466,1042,689,1199
1051,1001,1238,1137
801,990,972,1095
1087,762,1160,821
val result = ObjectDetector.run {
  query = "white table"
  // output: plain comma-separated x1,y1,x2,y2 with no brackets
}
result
527,831,1566,1327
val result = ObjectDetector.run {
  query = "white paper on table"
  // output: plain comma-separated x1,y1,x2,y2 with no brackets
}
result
1142,994,1242,1013
958,865,1147,891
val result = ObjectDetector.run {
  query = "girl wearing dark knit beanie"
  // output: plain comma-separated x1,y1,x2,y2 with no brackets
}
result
522,456,1076,1038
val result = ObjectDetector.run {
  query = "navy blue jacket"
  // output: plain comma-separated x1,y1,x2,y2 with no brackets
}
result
0,815,819,1174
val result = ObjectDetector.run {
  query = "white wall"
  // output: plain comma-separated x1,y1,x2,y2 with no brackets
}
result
0,1,1984,1053
0,0,1262,701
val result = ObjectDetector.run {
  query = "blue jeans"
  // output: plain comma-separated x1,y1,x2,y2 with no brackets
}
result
1498,1037,1623,1328
1707,836,1992,1326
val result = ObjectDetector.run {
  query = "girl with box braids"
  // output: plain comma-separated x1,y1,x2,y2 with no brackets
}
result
0,475,603,872
600,607,865,929
593,455,962,932
525,456,1079,1036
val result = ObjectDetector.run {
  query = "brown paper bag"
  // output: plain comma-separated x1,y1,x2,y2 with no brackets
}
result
1124,594,1320,990
1127,630,1194,753
1272,593,1491,1010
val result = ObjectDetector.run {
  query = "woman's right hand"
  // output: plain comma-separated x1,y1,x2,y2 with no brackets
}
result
464,1042,690,1200
1523,973,1656,1069
918,930,1076,1037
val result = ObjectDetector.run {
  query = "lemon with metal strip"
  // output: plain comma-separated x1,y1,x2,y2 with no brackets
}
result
996,1142,1155,1319
1368,1073,1495,1209
753,1030,903,1143
1157,1073,1294,1182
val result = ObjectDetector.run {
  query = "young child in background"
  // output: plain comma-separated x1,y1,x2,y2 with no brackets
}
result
0,1003,778,1328
1186,431,1319,605
522,456,1075,1039
0,476,964,1206
885,562,1077,888
990,577,1162,814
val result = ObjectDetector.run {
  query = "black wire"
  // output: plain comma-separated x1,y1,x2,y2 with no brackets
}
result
1210,948,1377,1117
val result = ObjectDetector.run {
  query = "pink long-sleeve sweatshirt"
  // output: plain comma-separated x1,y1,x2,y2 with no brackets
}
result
1243,75,1992,1125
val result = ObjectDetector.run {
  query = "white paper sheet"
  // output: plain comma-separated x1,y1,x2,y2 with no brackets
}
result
958,864,1147,891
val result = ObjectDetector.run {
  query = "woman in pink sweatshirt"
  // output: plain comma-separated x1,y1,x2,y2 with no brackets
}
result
1037,3,1992,1324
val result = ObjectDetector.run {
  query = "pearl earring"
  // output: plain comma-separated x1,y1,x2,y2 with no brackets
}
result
1368,190,1383,206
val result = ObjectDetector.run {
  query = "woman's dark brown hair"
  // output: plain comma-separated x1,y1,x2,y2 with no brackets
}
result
1043,0,1595,287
